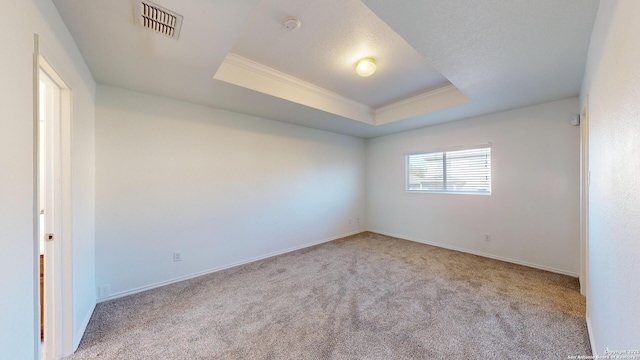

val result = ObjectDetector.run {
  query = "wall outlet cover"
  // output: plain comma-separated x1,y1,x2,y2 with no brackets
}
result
98,284,110,299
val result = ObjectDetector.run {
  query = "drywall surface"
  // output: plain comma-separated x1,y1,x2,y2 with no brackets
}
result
95,85,366,298
69,67,97,352
580,0,640,353
367,98,580,275
0,0,95,358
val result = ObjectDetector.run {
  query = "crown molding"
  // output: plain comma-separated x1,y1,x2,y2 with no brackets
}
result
214,53,469,127
214,53,374,124
374,85,469,125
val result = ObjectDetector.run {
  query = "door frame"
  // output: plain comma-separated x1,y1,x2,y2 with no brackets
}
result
34,34,74,360
580,96,590,297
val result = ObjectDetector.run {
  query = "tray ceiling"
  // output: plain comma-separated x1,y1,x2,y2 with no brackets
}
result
52,0,600,138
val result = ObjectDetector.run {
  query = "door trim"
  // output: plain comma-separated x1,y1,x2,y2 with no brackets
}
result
34,34,74,360
580,96,590,297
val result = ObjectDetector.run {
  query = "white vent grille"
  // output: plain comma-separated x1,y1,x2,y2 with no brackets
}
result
134,1,183,39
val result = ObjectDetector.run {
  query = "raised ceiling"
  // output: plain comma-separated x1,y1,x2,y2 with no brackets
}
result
52,0,600,138
230,0,451,108
214,0,468,126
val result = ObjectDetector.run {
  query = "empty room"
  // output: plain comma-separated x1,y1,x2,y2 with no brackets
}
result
2,0,639,359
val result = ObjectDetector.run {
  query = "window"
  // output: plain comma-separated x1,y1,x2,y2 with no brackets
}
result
406,146,491,194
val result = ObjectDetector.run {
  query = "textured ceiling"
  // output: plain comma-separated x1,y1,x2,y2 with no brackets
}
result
52,0,600,138
230,0,449,108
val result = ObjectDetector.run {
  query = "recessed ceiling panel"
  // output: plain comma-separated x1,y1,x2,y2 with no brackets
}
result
54,0,599,138
216,0,468,124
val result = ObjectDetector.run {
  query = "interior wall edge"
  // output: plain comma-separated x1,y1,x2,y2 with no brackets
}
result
73,301,96,351
96,230,366,304
368,229,580,278
586,316,597,356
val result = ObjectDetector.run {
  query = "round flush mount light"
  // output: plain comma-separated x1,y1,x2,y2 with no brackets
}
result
283,17,301,31
356,58,376,77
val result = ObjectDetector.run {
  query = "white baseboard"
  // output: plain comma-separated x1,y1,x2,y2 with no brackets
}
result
586,316,597,356
73,300,96,351
367,229,579,277
98,230,365,303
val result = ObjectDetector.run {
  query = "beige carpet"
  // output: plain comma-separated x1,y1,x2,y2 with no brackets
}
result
68,232,590,359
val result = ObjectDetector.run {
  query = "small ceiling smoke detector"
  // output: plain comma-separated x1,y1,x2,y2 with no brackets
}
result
283,17,301,31
356,58,377,77
134,1,183,39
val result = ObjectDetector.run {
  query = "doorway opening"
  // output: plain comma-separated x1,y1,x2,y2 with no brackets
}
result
37,53,73,359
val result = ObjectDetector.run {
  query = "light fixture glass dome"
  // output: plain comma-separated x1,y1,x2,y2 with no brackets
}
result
356,58,376,77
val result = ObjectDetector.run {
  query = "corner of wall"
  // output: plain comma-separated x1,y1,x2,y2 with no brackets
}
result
73,301,96,351
586,315,597,356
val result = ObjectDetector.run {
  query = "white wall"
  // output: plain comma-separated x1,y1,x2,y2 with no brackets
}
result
580,0,640,353
95,85,366,299
0,0,95,358
367,98,580,275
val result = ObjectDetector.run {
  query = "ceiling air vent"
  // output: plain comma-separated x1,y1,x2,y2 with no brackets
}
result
134,1,183,39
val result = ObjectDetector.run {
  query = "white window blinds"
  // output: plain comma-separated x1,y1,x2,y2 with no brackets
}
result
406,146,491,194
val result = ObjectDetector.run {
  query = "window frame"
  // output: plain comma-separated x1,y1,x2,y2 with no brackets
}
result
405,144,492,195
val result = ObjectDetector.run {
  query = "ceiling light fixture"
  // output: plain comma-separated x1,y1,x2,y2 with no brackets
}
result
356,58,376,77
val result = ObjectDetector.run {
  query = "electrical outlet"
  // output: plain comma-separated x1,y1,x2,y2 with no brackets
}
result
98,284,110,299
173,251,182,262
484,234,491,242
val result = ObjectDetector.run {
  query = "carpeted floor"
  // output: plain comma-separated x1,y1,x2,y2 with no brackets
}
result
68,232,591,359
